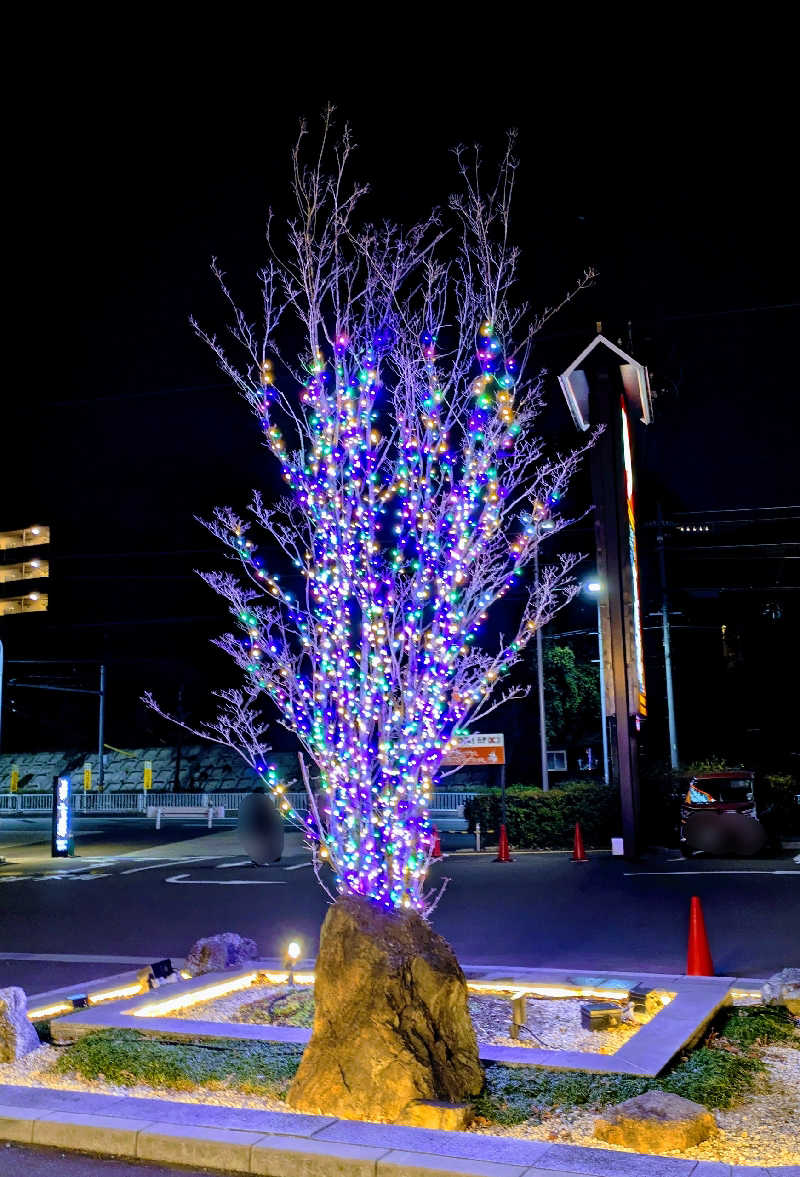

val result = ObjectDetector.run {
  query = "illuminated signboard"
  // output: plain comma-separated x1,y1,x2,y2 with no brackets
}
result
441,733,505,766
52,775,72,856
620,398,647,716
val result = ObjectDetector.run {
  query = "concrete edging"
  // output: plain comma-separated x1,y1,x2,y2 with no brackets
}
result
0,1086,796,1176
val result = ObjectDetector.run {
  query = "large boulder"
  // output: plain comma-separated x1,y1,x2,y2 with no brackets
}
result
594,1091,717,1153
287,895,483,1124
762,967,800,1015
184,932,258,977
0,987,41,1063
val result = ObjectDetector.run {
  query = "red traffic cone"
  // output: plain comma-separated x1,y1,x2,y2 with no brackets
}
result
494,823,513,862
571,822,588,862
431,827,442,859
687,895,714,976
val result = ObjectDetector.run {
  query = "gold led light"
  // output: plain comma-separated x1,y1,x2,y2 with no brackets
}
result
26,1001,73,1020
87,982,145,1005
129,972,258,1017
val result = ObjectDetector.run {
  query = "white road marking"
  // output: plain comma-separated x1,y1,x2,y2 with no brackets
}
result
0,953,163,964
283,862,312,871
165,873,286,886
120,858,217,875
625,870,799,877
214,860,252,869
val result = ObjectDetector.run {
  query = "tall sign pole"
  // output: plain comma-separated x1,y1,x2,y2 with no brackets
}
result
559,335,652,859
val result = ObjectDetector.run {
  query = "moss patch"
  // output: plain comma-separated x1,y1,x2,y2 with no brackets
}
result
55,1030,303,1098
237,987,315,1028
474,1045,766,1126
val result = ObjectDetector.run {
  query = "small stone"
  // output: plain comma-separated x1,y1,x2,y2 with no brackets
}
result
0,987,41,1063
594,1090,717,1153
402,1100,473,1130
184,932,258,976
761,967,800,1014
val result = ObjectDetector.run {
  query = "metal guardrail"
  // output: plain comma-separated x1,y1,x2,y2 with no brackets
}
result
0,789,475,815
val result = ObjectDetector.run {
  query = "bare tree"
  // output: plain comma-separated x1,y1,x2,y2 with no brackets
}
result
147,110,593,916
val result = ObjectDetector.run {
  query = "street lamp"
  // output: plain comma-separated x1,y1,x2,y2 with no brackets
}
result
585,578,609,784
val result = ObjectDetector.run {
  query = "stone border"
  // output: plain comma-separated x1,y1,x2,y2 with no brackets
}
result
49,963,737,1078
0,1083,796,1176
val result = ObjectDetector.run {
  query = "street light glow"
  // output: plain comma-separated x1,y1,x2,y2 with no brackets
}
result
586,580,603,594
286,940,301,962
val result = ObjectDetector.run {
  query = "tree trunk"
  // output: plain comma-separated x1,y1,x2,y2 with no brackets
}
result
286,895,483,1125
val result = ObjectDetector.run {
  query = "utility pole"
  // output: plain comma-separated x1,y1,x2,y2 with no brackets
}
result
656,505,679,770
534,546,549,791
98,664,106,791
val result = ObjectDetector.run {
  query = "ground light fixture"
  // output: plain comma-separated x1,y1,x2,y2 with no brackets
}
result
285,939,302,985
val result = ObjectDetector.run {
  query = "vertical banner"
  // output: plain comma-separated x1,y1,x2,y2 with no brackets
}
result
143,760,153,791
10,766,19,793
52,775,72,856
83,762,92,792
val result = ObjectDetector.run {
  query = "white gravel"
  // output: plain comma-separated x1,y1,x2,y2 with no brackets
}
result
475,1043,800,1167
0,1043,285,1111
166,982,651,1054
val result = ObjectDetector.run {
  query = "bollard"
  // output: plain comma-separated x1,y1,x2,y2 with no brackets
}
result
475,822,481,852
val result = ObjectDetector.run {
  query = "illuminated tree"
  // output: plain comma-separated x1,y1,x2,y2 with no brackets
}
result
148,113,592,916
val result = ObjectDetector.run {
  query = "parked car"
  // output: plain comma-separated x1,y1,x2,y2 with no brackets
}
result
679,771,765,857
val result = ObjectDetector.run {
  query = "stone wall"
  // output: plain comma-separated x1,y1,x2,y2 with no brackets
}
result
0,745,301,793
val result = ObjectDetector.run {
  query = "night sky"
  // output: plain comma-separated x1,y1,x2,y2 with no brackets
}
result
3,65,798,770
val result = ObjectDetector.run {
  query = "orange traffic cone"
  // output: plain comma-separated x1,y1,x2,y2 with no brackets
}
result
494,824,513,862
571,822,588,862
431,827,442,859
687,895,714,976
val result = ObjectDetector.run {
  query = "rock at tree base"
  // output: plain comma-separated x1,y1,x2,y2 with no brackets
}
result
184,932,258,976
0,987,40,1063
594,1091,717,1153
286,895,483,1124
762,967,800,1014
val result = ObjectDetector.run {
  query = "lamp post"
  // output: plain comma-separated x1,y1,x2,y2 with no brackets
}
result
585,579,609,784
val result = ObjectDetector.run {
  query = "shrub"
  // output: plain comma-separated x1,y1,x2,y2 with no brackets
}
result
464,781,619,849
719,1005,798,1047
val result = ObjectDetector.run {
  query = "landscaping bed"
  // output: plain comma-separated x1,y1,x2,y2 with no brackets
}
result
164,979,662,1055
2,1003,797,1167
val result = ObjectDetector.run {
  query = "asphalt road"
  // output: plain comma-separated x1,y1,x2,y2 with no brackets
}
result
1,816,798,995
0,1143,226,1176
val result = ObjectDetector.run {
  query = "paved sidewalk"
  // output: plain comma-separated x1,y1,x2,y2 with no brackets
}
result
0,1083,797,1176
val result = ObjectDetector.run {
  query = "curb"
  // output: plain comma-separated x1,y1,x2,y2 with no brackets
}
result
0,1086,797,1176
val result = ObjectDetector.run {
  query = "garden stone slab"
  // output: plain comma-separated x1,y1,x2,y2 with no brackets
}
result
0,1102,36,1142
251,1135,388,1176
136,1122,264,1172
114,1095,333,1136
32,1110,151,1153
377,1152,529,1177
535,1142,695,1175
314,1120,550,1166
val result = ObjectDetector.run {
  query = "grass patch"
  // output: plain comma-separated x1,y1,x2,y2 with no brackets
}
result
717,1004,798,1048
55,1030,303,1099
474,1046,766,1126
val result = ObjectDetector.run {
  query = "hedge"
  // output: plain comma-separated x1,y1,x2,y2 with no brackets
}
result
463,781,620,849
